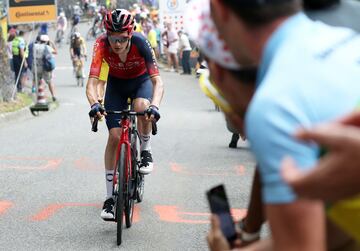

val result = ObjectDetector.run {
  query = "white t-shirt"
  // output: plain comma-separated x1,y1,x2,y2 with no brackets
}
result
179,34,191,51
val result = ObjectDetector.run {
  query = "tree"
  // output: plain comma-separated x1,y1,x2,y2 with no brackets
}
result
0,25,15,102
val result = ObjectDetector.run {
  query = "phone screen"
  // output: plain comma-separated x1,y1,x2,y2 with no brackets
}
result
207,185,237,243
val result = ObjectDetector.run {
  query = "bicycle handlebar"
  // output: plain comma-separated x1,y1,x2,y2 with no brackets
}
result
91,110,158,135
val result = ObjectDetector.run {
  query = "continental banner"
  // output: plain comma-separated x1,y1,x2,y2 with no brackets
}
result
7,0,57,24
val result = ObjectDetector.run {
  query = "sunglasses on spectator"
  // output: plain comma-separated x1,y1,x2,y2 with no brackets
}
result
107,35,130,44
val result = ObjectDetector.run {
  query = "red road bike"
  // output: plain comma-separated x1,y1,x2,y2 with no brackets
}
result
92,105,157,245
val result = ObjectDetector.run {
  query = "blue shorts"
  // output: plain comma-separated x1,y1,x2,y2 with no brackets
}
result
104,74,153,130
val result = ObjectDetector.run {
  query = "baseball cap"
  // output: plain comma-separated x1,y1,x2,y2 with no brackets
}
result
184,0,240,70
40,34,49,42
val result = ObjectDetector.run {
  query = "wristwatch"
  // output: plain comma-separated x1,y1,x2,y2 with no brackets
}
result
238,218,261,242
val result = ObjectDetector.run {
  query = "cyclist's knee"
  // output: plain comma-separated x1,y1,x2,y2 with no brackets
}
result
133,98,150,112
108,130,121,146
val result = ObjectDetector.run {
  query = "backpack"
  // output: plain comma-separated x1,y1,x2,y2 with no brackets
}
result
42,45,55,72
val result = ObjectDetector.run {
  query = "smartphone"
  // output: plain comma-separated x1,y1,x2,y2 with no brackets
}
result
206,184,237,243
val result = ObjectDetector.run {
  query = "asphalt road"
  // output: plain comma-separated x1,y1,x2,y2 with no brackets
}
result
0,23,257,250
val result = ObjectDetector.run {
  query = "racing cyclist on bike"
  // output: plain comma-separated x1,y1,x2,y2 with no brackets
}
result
86,9,164,220
70,32,87,78
90,6,106,38
56,12,67,44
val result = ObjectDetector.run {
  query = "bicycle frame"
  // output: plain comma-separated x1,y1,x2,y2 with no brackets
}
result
113,115,133,190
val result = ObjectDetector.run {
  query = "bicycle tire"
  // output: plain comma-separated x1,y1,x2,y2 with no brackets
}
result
86,28,93,41
131,131,145,203
131,129,144,203
116,144,125,246
125,140,135,228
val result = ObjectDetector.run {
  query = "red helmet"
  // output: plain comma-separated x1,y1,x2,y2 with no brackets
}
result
104,9,135,35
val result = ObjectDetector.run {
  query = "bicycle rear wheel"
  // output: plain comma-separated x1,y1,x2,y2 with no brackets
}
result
116,144,125,246
86,28,93,41
131,129,145,203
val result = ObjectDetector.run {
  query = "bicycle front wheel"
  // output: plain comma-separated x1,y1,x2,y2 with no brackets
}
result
125,141,135,228
116,144,125,246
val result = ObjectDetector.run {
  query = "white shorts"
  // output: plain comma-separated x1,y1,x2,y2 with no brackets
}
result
168,43,178,54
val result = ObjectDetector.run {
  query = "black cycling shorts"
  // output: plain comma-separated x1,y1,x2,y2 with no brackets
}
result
73,47,81,57
104,74,153,130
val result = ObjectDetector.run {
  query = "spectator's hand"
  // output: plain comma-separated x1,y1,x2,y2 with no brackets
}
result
207,215,231,251
145,105,160,122
339,111,360,127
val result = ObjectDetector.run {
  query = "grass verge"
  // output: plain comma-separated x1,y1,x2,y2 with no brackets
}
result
0,93,33,114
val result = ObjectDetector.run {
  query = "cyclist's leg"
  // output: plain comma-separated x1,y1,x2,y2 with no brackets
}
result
80,56,85,78
132,76,154,174
101,76,128,219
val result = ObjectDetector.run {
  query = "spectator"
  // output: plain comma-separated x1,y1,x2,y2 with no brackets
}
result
164,22,179,72
12,30,28,92
7,28,16,73
39,23,48,35
184,3,263,249
177,30,192,75
147,24,159,59
33,35,57,101
153,20,162,59
184,0,360,250
27,35,41,93
209,0,360,250
141,17,153,36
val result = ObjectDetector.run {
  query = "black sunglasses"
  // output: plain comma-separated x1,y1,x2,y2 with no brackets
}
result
107,35,130,44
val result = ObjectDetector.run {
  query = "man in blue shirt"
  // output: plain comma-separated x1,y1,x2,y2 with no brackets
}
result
209,0,360,250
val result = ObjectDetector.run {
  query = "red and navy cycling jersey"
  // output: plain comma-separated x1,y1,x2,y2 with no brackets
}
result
89,32,159,79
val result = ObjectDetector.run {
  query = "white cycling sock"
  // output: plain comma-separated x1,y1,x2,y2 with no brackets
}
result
140,133,151,152
105,169,114,199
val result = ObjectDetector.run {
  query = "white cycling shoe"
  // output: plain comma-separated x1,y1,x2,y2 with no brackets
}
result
139,151,153,175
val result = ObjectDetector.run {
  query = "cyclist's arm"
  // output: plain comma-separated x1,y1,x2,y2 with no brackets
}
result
87,36,106,105
97,80,106,103
98,60,109,102
150,76,164,108
48,41,57,54
137,35,163,107
81,39,87,56
70,46,74,58
86,77,102,105
63,18,67,31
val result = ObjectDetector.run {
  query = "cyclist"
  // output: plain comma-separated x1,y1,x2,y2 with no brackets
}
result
86,9,164,220
91,6,106,37
56,12,67,44
70,32,87,78
68,7,81,41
